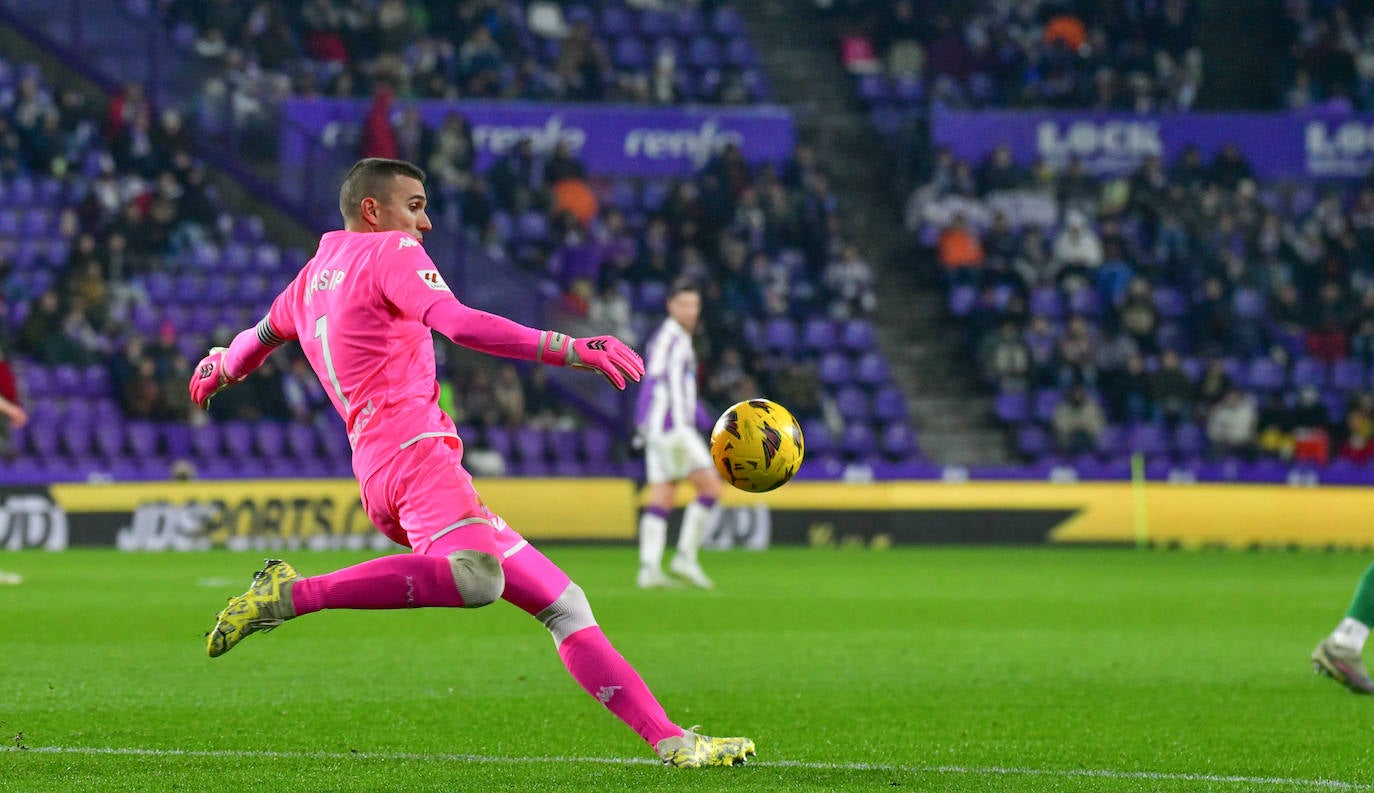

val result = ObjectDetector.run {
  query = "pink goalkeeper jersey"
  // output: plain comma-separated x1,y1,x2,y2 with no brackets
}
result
263,230,463,480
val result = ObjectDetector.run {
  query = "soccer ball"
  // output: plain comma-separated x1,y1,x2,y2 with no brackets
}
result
709,399,805,493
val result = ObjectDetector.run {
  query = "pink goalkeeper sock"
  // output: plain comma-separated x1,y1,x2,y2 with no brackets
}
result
291,555,464,614
557,626,681,747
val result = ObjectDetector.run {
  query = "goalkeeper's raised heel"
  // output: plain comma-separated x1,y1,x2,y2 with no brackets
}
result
206,559,300,658
1311,638,1374,694
656,728,755,768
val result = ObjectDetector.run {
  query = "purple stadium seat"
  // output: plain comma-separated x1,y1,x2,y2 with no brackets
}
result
37,176,62,204
581,427,612,463
516,427,547,464
197,459,240,480
22,365,50,398
674,5,706,36
856,73,889,104
638,9,672,37
1244,357,1285,392
60,422,93,457
1232,288,1267,320
855,353,891,387
725,38,757,67
817,352,852,387
1323,389,1348,421
82,364,110,398
840,320,875,353
613,36,649,69
22,208,51,235
103,453,140,478
563,4,594,25
805,423,836,458
995,390,1030,424
1291,357,1328,389
872,387,907,423
601,5,633,36
52,364,81,396
484,427,513,460
516,458,551,477
1029,286,1064,320
641,179,672,212
553,460,584,477
801,318,838,352
893,76,925,105
881,424,918,459
1126,423,1168,456
94,422,124,458
62,399,93,428
1153,286,1187,320
1033,388,1060,423
1066,287,1101,318
636,280,668,312
840,424,875,457
125,421,158,458
1171,422,1206,457
319,427,351,461
236,215,266,243
949,285,979,317
224,243,252,271
222,421,255,461
1017,425,1052,457
520,210,553,243
191,424,222,459
763,318,798,351
1095,425,1126,456
1332,358,1367,391
711,6,746,37
1239,458,1289,483
296,458,330,478
161,423,191,459
284,423,318,459
548,429,580,462
835,388,871,422
0,209,19,236
25,421,58,458
254,243,282,271
253,421,286,459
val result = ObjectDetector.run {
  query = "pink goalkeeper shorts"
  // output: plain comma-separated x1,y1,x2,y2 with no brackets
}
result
359,436,529,559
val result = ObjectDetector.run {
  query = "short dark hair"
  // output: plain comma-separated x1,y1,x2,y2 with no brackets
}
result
338,158,426,222
668,278,700,299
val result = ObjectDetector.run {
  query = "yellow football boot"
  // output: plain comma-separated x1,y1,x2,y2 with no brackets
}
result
206,559,300,658
656,727,755,768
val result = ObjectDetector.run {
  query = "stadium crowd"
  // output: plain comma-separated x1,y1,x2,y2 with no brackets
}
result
821,0,1202,112
151,0,763,120
910,137,1374,470
0,43,882,478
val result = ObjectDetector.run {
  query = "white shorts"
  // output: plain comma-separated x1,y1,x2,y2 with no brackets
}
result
644,427,714,484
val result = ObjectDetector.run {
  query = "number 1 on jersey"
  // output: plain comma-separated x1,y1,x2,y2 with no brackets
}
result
314,314,350,410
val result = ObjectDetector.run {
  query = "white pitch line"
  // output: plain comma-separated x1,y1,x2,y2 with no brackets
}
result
4,746,1369,790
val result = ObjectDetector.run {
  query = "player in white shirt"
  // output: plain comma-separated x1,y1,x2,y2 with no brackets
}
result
633,281,722,589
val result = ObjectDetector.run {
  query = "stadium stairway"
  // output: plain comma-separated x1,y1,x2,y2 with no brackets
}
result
734,0,1009,466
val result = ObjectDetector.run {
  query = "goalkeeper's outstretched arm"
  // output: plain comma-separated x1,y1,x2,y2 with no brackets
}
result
188,316,287,410
423,299,644,390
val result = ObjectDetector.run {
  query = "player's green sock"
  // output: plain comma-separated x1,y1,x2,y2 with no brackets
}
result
1345,562,1374,626
1332,562,1374,652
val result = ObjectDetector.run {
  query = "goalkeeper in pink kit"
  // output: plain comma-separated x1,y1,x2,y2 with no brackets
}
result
189,158,754,768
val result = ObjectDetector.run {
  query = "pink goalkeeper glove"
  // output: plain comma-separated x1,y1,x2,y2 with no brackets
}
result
544,334,644,390
188,347,243,410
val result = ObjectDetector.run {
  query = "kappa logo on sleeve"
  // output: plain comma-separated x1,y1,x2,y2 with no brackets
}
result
416,269,451,291
398,236,420,249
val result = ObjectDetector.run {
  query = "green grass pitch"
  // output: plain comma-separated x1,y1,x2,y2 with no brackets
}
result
1,546,1372,792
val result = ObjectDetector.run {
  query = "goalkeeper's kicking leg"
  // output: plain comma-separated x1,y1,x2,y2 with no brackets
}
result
1313,560,1374,694
205,519,753,766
